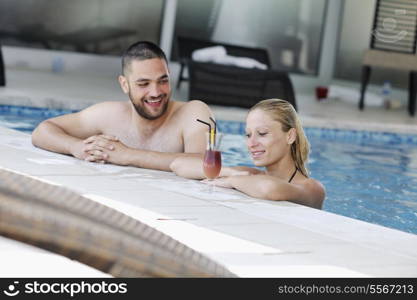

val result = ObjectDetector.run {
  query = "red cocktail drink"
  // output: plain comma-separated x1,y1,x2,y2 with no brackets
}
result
203,150,222,179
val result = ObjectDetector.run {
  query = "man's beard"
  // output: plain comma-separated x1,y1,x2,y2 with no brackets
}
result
129,92,169,120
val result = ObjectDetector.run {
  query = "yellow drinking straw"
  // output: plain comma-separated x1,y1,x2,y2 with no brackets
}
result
210,128,215,148
196,118,212,149
196,118,217,150
209,117,217,147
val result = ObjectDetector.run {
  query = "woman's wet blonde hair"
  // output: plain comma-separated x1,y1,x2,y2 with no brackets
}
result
249,99,310,177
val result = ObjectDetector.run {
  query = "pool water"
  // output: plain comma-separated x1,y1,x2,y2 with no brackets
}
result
221,133,417,235
0,105,75,133
1,105,417,235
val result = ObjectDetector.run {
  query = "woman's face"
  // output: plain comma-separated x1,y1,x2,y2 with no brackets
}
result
245,109,294,167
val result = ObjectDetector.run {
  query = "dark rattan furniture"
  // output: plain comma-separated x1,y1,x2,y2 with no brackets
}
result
176,36,271,89
188,60,296,109
0,168,236,278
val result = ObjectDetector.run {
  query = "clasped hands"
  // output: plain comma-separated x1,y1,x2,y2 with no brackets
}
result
75,134,130,165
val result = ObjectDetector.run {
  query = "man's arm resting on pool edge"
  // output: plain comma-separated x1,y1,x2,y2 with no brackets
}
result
33,119,202,170
32,120,113,160
91,100,211,171
32,120,83,156
31,103,117,160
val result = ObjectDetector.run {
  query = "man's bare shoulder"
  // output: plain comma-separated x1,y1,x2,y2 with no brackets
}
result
172,100,211,116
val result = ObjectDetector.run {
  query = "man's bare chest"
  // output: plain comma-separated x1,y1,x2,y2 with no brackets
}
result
115,127,183,153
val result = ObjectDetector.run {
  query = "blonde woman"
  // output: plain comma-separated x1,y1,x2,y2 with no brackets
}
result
170,99,325,209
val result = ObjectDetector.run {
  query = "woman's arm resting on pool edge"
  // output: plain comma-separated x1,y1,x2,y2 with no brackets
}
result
169,156,204,179
209,174,325,209
170,156,262,180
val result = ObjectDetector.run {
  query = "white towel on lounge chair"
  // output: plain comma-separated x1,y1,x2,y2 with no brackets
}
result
192,46,267,70
191,46,227,62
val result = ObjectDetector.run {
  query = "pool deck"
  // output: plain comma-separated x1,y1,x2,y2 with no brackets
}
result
1,68,417,277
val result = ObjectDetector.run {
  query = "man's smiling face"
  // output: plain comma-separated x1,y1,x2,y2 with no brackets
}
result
121,58,171,120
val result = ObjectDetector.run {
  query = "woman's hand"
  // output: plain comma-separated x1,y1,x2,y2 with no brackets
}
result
201,177,234,188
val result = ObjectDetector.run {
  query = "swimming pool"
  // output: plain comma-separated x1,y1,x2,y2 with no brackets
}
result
1,104,417,235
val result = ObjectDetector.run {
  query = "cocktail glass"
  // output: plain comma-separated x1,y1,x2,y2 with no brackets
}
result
203,132,223,188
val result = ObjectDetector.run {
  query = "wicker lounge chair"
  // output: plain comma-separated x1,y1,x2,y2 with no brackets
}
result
188,60,297,109
176,36,271,89
0,167,235,278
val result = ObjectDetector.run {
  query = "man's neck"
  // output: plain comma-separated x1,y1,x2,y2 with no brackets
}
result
129,101,174,137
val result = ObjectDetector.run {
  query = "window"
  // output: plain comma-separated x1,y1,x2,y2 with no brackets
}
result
0,0,164,56
172,0,327,75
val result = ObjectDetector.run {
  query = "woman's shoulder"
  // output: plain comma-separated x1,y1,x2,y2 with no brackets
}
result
303,177,324,189
300,177,326,208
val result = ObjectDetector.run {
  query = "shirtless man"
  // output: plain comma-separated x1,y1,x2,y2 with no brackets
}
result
32,41,212,171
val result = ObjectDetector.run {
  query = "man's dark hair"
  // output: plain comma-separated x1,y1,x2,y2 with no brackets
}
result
122,41,167,74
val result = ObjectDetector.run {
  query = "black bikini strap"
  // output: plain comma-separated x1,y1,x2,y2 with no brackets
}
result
288,168,297,183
